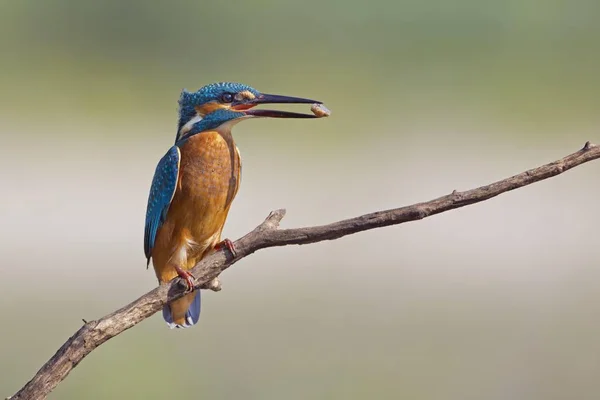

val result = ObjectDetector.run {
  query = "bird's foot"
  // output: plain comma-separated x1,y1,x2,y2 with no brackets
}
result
214,238,237,257
174,266,195,292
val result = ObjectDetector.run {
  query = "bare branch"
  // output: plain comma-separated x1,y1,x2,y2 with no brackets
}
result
10,142,600,400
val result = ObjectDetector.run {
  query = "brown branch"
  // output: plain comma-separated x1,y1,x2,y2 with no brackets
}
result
10,141,600,400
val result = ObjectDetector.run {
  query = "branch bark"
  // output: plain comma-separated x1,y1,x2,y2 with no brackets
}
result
10,141,600,400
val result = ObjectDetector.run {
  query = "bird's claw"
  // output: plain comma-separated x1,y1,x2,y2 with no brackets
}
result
174,266,195,292
215,238,237,257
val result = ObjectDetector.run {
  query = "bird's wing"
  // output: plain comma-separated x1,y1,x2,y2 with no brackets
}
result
144,145,181,264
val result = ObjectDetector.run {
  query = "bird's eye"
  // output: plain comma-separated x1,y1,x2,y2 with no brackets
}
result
221,93,233,103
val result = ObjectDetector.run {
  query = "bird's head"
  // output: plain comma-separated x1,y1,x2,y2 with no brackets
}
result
176,82,323,142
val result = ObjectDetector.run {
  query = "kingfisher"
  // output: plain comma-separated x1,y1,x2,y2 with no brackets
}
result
144,82,326,328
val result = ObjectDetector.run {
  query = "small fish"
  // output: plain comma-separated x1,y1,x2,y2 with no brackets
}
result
311,103,331,118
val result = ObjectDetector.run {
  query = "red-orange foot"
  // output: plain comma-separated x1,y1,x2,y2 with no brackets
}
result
174,266,195,292
215,238,237,258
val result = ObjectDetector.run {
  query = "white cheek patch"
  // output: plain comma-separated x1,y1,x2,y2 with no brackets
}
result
178,114,203,140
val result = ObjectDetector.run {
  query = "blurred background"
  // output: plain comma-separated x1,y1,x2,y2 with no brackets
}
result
1,0,600,399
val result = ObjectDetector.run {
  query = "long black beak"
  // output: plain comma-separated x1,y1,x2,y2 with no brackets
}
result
243,93,322,118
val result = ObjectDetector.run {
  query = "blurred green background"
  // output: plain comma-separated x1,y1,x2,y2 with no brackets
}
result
1,0,600,399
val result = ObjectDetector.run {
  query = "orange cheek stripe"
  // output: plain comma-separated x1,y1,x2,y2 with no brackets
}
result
196,102,227,115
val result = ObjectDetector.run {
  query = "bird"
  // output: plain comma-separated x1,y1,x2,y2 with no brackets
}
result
144,82,325,328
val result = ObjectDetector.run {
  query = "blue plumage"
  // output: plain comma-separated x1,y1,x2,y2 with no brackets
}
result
144,145,181,264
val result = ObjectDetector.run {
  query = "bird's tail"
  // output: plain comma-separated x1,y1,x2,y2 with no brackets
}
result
162,290,201,329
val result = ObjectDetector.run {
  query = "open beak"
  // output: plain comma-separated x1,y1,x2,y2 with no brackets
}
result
233,93,322,118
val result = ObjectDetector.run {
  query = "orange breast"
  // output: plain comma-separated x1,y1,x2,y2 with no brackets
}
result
151,130,241,282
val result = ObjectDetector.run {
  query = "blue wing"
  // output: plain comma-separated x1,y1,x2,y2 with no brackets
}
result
144,146,181,264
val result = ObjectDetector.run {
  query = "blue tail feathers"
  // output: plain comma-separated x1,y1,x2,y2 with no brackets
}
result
162,290,201,329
